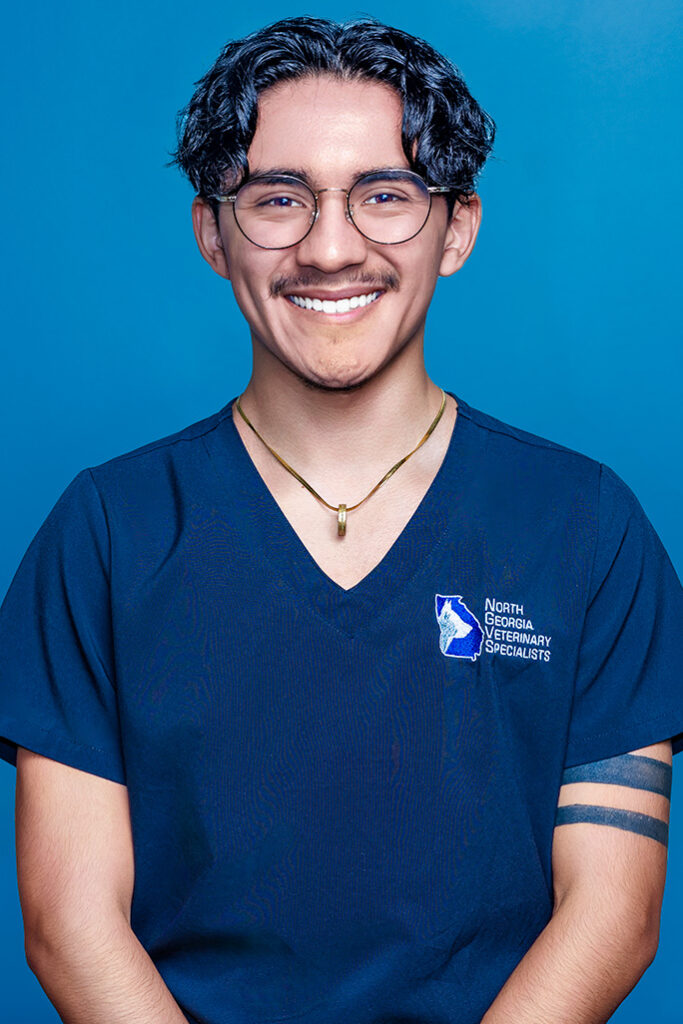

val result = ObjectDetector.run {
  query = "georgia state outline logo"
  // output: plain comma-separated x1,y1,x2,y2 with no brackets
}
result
435,594,484,661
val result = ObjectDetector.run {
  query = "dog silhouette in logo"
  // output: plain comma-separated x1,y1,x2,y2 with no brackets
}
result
435,594,483,661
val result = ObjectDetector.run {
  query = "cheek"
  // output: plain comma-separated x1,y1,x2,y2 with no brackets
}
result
395,227,445,282
221,221,276,294
396,255,441,310
231,283,282,335
225,254,286,313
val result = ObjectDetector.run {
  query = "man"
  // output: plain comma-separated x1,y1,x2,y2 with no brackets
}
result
0,16,681,1024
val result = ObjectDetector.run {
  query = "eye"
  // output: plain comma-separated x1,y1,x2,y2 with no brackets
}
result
240,179,313,211
364,191,404,205
257,194,306,208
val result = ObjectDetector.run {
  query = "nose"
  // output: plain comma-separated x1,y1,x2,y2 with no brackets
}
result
294,189,368,272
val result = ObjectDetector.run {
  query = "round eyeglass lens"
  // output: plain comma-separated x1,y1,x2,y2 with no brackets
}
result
233,177,316,249
349,172,431,244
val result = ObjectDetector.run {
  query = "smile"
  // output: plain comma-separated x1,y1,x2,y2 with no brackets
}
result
286,291,382,314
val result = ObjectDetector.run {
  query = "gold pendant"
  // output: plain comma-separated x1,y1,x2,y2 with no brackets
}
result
337,503,347,538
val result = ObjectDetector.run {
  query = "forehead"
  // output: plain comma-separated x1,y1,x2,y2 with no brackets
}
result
246,75,408,183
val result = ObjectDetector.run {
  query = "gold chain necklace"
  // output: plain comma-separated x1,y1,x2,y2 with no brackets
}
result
235,388,447,538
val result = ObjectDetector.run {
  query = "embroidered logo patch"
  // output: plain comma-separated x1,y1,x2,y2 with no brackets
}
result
435,594,483,661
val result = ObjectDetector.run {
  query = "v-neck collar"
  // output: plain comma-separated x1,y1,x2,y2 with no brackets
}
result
203,392,484,639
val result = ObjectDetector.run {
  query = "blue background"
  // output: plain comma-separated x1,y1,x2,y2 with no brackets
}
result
0,1,680,1020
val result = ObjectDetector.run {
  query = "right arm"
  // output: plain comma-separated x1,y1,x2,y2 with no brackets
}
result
16,747,189,1024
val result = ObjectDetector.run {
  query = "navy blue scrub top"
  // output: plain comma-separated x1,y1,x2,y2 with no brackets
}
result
1,393,682,1024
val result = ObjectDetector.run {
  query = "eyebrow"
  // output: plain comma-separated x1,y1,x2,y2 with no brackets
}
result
246,165,414,187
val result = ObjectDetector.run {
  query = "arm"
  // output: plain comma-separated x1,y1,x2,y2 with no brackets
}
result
16,748,189,1024
481,739,671,1024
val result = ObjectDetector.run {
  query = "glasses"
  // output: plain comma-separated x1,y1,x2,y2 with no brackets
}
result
210,169,456,249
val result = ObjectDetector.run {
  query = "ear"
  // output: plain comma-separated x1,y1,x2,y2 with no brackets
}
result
438,194,482,277
191,196,230,280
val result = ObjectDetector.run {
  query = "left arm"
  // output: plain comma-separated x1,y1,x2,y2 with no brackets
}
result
481,739,672,1024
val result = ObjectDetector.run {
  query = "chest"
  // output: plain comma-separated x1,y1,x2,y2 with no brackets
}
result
117,526,575,969
113,485,585,819
257,479,441,590
113,461,594,973
231,401,459,591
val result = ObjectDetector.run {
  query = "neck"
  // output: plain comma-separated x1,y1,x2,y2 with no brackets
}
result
237,353,443,478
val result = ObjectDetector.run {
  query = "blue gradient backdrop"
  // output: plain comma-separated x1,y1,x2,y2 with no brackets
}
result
1,2,680,1020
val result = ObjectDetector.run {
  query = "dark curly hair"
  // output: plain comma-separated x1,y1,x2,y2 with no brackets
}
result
171,16,495,219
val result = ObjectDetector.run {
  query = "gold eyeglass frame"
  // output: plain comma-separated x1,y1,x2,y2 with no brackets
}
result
209,168,457,249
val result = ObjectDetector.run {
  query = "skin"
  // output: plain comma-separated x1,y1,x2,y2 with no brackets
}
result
482,740,671,1022
192,74,480,397
192,75,672,1021
17,72,671,1024
192,73,481,589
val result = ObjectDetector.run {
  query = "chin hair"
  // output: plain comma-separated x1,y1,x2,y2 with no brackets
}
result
300,377,367,393
275,344,384,393
285,359,374,394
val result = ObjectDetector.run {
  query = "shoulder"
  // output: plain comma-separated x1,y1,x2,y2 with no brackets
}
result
454,394,651,514
453,393,605,508
65,401,239,561
452,394,652,560
77,400,240,529
86,400,235,485
455,393,600,475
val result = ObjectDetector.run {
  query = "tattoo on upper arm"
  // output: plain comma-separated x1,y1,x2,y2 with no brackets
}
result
555,804,669,846
555,752,672,847
560,754,672,797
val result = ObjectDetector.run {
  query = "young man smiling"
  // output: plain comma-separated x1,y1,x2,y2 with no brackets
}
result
1,16,681,1024
190,70,471,589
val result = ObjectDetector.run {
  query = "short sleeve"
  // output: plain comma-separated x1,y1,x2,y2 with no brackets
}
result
565,463,683,768
0,469,125,783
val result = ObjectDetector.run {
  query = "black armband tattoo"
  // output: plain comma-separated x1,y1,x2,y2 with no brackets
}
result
561,753,672,798
555,803,669,847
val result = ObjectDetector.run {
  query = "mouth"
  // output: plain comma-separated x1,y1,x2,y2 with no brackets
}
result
285,290,383,315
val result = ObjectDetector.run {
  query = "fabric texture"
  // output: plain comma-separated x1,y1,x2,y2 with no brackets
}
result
1,393,681,1024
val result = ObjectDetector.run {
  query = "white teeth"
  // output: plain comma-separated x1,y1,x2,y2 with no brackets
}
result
287,291,380,314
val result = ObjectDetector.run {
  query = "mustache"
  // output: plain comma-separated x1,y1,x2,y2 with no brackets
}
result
270,271,399,297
